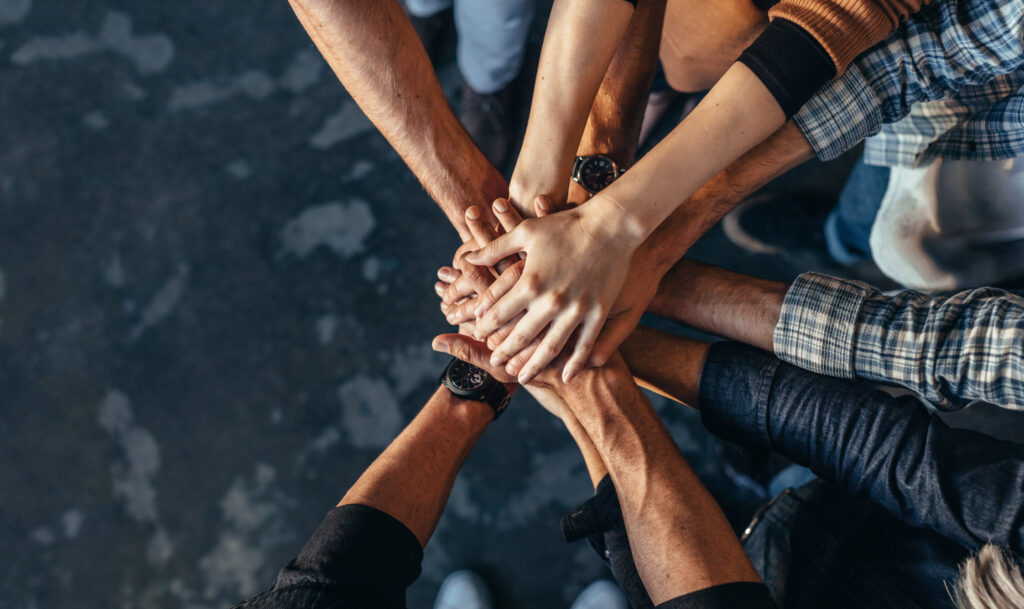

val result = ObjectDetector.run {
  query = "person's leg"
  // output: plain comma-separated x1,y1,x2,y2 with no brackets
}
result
405,0,453,18
451,0,534,167
824,155,891,266
453,0,533,95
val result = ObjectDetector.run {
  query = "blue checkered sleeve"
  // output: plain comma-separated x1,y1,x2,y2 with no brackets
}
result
774,273,1024,411
795,0,1024,163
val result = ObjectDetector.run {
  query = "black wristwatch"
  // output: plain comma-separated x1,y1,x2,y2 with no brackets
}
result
571,155,625,194
439,358,510,420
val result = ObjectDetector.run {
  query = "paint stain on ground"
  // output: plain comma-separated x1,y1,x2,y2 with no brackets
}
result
11,11,174,74
309,102,374,150
0,0,31,25
129,263,189,342
338,375,404,448
97,389,175,564
278,200,375,260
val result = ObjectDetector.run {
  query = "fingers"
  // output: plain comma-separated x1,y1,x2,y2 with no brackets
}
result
474,278,533,338
534,195,555,217
504,338,540,378
492,198,525,233
472,259,524,321
516,313,583,384
441,270,482,306
431,334,516,384
489,307,552,367
465,205,498,246
464,226,527,268
586,311,640,368
562,310,606,382
486,313,522,350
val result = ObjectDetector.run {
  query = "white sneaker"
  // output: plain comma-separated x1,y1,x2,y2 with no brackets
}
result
433,570,494,609
569,580,629,609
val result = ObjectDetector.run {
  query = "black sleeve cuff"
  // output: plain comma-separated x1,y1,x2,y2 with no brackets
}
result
275,505,423,607
737,18,836,118
657,582,776,609
699,341,779,452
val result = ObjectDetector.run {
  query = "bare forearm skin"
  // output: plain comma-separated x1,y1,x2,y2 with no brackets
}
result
577,0,667,168
554,362,760,603
288,0,506,240
619,326,709,407
628,120,815,277
650,259,787,352
340,387,492,546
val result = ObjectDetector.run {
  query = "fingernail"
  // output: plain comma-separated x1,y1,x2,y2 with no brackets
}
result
432,337,449,352
438,268,452,281
518,371,532,385
466,206,481,220
562,368,573,383
474,305,486,318
446,314,456,323
493,199,508,213
536,196,550,212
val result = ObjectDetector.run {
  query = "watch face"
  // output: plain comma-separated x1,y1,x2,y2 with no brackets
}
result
579,156,617,192
448,360,489,392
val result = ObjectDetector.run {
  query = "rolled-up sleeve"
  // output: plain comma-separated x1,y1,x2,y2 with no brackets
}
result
774,272,1024,410
233,505,423,609
700,341,1024,555
794,0,1024,161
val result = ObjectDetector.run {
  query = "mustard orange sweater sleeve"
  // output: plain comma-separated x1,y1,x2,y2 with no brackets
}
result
735,0,928,118
770,0,927,74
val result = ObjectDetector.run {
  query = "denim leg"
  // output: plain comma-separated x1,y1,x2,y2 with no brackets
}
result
453,0,533,94
825,156,890,266
404,0,452,18
766,465,817,499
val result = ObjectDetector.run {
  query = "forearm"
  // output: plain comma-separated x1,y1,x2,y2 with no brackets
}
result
340,387,492,546
619,326,709,407
556,362,759,603
576,0,667,167
288,0,506,240
512,0,634,207
699,341,1024,555
590,62,787,247
649,259,787,352
628,120,813,278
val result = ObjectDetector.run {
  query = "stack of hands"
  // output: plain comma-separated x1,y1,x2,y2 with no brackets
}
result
433,193,649,387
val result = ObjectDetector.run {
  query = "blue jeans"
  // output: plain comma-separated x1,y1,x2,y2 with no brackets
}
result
405,0,533,94
825,156,890,266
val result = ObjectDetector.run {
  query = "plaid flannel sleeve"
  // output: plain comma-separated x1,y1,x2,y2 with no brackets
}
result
794,0,1024,161
774,272,1024,411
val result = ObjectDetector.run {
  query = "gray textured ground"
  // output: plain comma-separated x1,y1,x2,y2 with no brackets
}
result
2,2,1021,608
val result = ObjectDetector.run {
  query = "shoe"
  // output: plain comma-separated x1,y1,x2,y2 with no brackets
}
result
434,570,494,609
459,82,513,169
569,580,629,609
408,8,451,61
721,192,834,266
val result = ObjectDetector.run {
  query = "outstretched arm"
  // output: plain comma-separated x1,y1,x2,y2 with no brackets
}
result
622,327,1024,557
649,260,1024,411
235,387,499,609
432,336,770,607
287,0,507,239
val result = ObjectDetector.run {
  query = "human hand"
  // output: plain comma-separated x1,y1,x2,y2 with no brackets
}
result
464,197,642,384
431,332,573,421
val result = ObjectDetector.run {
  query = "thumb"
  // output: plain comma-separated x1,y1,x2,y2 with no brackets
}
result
432,333,516,383
586,312,640,368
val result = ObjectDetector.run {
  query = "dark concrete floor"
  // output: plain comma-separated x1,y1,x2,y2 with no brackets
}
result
2,2,1022,609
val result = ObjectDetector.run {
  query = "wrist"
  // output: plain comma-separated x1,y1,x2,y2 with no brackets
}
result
433,387,497,431
582,195,646,252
